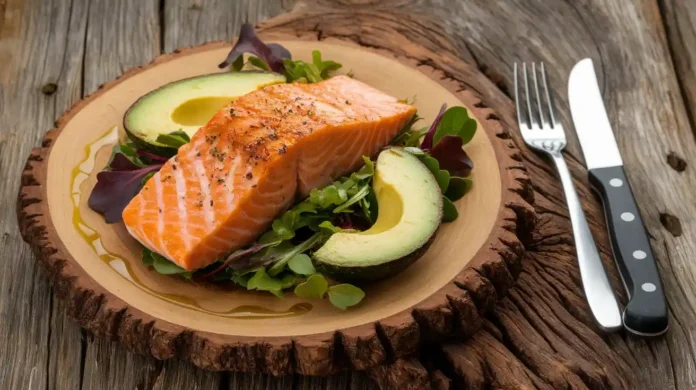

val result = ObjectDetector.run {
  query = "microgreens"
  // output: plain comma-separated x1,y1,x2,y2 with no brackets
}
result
220,24,342,83
392,105,477,221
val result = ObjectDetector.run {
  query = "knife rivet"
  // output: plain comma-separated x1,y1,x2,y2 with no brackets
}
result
633,250,647,260
609,178,623,187
642,283,656,292
621,212,635,222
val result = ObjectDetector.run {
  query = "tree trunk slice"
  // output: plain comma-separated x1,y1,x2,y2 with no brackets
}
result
16,17,534,376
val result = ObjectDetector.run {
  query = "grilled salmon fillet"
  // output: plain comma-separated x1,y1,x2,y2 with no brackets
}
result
122,75,416,271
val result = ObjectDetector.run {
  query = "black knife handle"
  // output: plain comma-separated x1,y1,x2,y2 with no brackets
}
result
588,166,668,336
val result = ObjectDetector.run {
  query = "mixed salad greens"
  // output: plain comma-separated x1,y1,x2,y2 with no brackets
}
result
88,24,476,310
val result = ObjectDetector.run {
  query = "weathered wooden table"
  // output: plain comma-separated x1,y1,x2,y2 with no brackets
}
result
2,0,696,389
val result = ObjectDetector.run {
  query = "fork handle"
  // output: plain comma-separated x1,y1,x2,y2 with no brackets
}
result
588,166,668,336
550,153,622,332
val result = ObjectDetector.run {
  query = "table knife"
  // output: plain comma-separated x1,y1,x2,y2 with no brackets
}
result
568,59,668,336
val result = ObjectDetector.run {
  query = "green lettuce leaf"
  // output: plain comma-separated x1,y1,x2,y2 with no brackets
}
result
328,284,365,310
442,196,459,223
142,248,192,279
288,254,316,275
156,129,190,149
247,271,283,298
294,274,329,299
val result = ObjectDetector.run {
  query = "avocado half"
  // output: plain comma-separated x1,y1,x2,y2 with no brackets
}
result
124,71,286,151
313,148,443,283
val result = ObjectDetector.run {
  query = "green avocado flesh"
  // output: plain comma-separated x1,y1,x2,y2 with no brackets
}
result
124,71,286,148
313,148,443,282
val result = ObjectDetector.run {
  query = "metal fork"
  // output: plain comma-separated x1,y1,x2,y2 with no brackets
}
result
514,63,622,332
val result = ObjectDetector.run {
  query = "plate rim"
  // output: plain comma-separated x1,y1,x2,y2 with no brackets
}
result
17,39,535,375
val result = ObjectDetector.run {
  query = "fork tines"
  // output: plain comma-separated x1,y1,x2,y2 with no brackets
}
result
514,62,559,131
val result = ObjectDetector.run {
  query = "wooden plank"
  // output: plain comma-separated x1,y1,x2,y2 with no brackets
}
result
364,0,696,387
47,1,92,388
656,11,696,386
3,0,696,389
229,372,294,389
660,0,696,138
0,0,87,389
162,0,294,52
151,361,222,389
561,2,696,388
294,371,376,389
79,1,169,387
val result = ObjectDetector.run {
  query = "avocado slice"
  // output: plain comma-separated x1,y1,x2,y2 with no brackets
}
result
314,148,443,283
124,71,286,151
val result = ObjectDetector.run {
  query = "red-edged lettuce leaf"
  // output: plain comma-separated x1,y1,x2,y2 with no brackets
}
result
420,103,447,150
88,153,164,224
428,135,474,178
218,23,291,72
136,149,169,164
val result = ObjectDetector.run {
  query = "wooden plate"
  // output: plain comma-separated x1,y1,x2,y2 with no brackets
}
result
17,38,534,375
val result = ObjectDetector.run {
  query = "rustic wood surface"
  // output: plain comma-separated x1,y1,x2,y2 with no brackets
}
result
2,0,696,389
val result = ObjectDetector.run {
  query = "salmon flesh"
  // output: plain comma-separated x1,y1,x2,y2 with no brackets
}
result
122,75,417,271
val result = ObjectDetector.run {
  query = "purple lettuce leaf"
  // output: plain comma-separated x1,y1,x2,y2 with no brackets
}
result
136,149,169,164
218,23,291,72
88,155,164,224
420,103,447,150
429,135,474,177
108,153,141,171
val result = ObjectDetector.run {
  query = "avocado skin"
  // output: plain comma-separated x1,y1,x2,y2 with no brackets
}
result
315,231,438,284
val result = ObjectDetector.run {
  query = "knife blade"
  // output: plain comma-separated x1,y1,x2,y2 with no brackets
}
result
568,58,668,336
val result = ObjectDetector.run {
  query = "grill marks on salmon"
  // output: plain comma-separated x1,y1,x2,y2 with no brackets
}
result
122,75,417,271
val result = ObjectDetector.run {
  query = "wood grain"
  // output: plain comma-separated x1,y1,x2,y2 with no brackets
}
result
0,1,86,389
163,0,295,52
358,0,696,387
660,0,696,137
78,1,163,389
4,0,696,389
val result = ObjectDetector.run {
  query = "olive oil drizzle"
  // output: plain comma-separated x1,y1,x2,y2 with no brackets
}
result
70,126,311,319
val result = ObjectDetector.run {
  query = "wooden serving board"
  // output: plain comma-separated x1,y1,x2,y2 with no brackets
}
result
16,34,534,375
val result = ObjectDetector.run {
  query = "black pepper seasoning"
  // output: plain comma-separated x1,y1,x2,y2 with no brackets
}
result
245,172,253,180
